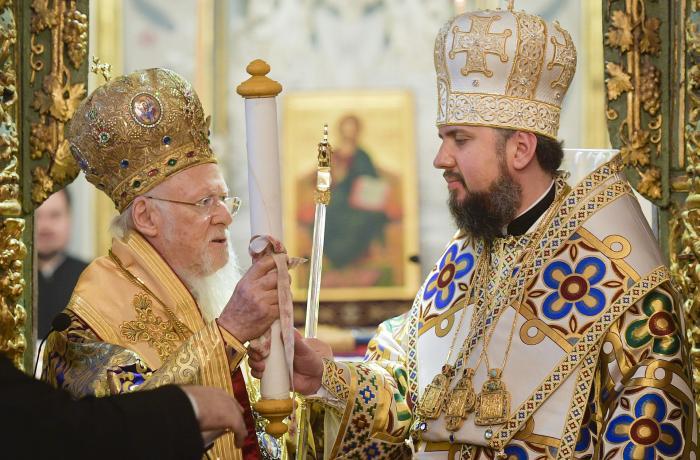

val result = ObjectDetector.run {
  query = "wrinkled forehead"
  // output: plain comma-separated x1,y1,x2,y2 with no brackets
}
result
153,163,228,198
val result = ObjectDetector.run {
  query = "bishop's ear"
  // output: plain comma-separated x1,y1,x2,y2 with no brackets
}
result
511,131,538,171
131,197,159,237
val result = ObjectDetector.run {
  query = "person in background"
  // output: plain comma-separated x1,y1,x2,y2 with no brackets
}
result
35,188,87,338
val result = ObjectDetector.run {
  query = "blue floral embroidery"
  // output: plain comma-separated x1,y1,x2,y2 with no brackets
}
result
423,243,474,309
605,393,683,459
503,444,528,459
575,401,597,453
542,256,606,320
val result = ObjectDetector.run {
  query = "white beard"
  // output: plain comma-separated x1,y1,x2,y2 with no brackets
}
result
184,234,242,322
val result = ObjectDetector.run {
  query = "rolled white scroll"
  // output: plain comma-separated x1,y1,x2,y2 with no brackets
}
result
243,97,291,400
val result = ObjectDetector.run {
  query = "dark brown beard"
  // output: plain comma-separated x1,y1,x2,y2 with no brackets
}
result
448,154,522,244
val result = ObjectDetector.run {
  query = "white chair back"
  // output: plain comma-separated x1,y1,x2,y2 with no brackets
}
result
560,148,656,232
560,148,619,186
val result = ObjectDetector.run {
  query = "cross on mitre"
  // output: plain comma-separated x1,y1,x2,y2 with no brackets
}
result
449,15,512,77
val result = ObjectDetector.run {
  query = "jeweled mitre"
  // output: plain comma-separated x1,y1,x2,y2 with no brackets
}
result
434,8,577,139
67,68,216,211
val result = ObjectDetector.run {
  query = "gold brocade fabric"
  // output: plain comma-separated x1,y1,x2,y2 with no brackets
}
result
311,157,698,459
120,292,184,361
41,231,283,460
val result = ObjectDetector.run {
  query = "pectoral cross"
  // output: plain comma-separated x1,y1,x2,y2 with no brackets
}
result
449,15,512,77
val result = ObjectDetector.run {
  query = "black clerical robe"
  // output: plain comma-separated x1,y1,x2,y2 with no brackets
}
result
0,354,203,460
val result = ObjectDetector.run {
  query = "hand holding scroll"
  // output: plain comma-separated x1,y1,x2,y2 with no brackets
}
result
248,330,330,395
218,254,280,343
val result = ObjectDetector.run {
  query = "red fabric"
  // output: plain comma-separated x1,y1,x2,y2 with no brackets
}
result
231,368,261,460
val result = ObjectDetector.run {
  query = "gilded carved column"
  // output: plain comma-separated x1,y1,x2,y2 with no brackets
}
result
0,0,87,371
669,1,700,418
604,0,700,417
0,0,28,370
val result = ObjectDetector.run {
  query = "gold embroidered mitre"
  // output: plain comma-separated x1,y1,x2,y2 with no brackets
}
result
67,68,216,211
434,7,577,139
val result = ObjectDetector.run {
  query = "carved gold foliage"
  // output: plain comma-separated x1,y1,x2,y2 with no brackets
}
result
0,217,26,369
689,16,700,55
63,7,87,69
29,0,87,207
621,130,651,166
29,116,50,160
605,61,633,100
32,72,85,122
51,139,79,182
640,59,661,115
606,10,634,52
0,112,18,163
605,1,663,201
31,166,53,204
0,156,20,208
635,165,661,199
30,0,58,32
670,0,700,418
0,1,21,215
640,16,661,55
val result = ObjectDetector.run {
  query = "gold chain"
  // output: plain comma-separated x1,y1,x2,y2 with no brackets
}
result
108,249,191,340
474,185,565,375
441,248,490,366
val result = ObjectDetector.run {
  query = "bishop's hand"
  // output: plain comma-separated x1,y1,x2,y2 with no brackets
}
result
180,385,248,448
217,254,280,343
248,329,330,395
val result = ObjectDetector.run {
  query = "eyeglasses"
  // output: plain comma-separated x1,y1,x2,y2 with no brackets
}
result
145,194,241,216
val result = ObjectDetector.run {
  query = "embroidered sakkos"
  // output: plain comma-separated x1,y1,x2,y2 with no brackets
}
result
42,232,278,460
309,157,698,459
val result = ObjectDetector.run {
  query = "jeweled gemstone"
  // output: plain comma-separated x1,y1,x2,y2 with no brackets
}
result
186,151,195,158
489,369,498,378
484,429,493,440
133,180,141,188
98,131,110,144
120,159,129,169
148,169,159,177
167,158,177,167
162,135,171,145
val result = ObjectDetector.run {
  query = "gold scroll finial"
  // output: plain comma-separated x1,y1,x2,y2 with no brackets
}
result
315,123,332,204
236,59,283,98
89,56,111,82
507,0,515,11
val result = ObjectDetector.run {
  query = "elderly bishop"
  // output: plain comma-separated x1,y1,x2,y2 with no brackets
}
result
257,6,698,459
42,68,284,460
